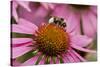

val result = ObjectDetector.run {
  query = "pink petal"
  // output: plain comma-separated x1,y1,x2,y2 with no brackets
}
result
87,11,97,33
12,24,36,34
41,3,49,10
56,57,60,64
66,12,81,35
18,6,35,23
21,55,39,65
65,52,75,62
18,4,48,26
71,35,93,47
69,52,80,62
18,18,38,34
48,3,55,9
12,1,18,11
12,59,21,66
49,57,54,64
71,49,86,62
62,54,70,63
90,6,97,15
31,6,49,26
68,49,80,62
35,6,48,18
16,1,31,12
51,5,70,20
12,38,33,47
71,44,96,53
12,1,18,22
81,12,96,38
39,55,45,65
41,3,55,10
12,9,18,22
12,44,33,58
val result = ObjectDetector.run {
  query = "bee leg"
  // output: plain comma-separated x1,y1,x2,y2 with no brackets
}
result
61,23,66,28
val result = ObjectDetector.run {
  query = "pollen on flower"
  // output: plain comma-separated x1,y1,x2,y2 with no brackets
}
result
35,23,70,56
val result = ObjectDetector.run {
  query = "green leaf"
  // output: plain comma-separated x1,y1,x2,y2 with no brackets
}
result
16,50,38,63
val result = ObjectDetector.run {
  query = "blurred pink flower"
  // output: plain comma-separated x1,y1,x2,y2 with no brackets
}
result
12,1,55,25
12,18,96,66
12,0,31,22
51,4,97,38
16,2,55,27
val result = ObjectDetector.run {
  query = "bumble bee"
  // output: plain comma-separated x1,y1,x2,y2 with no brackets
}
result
49,16,66,28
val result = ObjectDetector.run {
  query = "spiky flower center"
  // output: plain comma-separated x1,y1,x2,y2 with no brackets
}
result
36,24,69,56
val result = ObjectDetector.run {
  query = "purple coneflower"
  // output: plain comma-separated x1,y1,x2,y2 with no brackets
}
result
12,17,96,66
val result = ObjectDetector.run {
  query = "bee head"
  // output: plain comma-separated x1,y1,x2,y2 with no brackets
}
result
49,16,67,28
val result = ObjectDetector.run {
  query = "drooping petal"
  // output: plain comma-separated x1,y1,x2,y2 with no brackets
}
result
71,44,96,53
50,56,58,64
16,1,31,12
18,5,35,23
12,24,37,34
48,3,55,9
41,3,50,10
12,45,33,58
62,54,70,63
39,56,45,65
90,6,97,15
71,35,92,47
56,57,60,64
65,52,75,63
12,38,33,47
49,57,54,64
31,6,48,26
21,55,39,65
66,11,81,35
87,11,97,33
12,59,21,66
69,51,80,62
12,1,18,22
18,3,48,26
71,49,87,62
68,49,80,62
81,11,96,38
51,5,70,19
41,3,55,10
18,18,38,34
